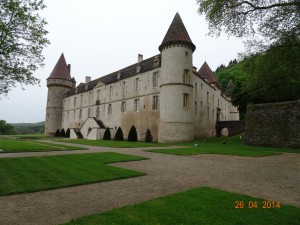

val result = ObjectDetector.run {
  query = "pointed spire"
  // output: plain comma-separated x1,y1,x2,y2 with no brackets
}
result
47,53,71,80
198,61,221,89
159,13,196,52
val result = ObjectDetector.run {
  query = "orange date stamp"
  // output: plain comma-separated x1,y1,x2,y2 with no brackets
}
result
235,201,281,209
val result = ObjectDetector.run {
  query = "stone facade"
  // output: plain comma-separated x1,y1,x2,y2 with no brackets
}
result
244,100,300,148
45,13,239,143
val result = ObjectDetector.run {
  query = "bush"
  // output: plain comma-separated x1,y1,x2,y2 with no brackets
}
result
114,127,124,141
145,128,153,142
103,127,111,140
127,125,138,142
60,128,66,137
66,128,70,138
54,129,60,137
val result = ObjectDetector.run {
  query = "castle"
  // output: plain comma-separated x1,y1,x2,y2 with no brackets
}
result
45,13,239,143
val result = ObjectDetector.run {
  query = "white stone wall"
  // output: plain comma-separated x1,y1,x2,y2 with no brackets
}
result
60,56,238,141
62,68,161,141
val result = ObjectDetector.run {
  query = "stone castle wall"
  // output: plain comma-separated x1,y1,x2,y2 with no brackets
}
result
244,100,300,148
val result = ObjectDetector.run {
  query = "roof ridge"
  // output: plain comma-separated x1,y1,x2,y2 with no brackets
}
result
48,53,71,81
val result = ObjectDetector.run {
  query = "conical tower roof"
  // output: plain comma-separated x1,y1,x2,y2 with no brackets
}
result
159,13,196,52
198,61,221,89
47,53,71,80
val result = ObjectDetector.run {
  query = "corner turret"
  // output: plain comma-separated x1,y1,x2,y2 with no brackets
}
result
158,13,195,143
45,53,75,136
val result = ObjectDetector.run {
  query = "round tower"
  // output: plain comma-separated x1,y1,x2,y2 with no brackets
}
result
45,53,74,136
158,13,196,143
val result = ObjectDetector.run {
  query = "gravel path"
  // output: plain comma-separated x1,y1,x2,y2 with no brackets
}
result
0,141,299,225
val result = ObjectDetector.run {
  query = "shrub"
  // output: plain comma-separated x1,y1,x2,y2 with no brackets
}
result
145,128,153,142
60,128,66,137
54,129,60,137
127,125,138,142
103,127,111,140
66,128,70,138
114,127,124,141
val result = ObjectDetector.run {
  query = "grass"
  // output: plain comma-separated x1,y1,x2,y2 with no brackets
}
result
0,152,147,196
0,139,87,153
61,187,300,225
146,135,299,157
59,139,170,148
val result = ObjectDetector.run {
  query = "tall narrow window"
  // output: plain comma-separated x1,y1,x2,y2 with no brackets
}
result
108,104,112,115
183,94,189,108
96,107,100,119
121,101,126,112
88,108,91,117
195,101,197,114
134,99,139,112
122,81,126,95
109,86,113,98
195,83,197,96
207,91,209,104
153,72,159,88
134,78,139,92
183,70,190,84
152,95,159,110
74,97,76,107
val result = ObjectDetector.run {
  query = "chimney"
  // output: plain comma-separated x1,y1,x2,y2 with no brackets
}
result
67,64,71,74
85,76,91,83
138,54,143,63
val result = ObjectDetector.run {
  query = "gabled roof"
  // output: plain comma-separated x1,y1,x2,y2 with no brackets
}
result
64,54,161,97
198,61,221,89
159,13,196,52
47,53,71,81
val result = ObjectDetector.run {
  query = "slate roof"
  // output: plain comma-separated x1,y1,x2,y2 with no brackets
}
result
198,61,221,89
64,54,161,97
48,53,72,81
159,13,196,52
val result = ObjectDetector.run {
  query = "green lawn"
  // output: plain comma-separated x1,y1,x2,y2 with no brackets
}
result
0,152,147,196
146,136,299,157
59,139,170,148
0,140,87,153
61,187,300,225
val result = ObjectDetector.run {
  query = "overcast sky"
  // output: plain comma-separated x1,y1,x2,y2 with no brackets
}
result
0,0,245,123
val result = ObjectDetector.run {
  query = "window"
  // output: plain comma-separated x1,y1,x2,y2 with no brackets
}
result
121,101,126,112
88,108,91,117
195,83,197,96
134,78,139,92
201,83,203,90
46,113,49,121
152,95,159,110
134,99,139,112
109,86,113,98
108,104,112,115
79,109,82,119
183,70,190,84
122,82,126,95
207,92,209,104
195,101,197,114
183,94,189,108
153,72,159,88
74,97,76,107
96,107,100,119
80,94,83,106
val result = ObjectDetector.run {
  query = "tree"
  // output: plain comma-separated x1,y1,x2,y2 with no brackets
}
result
66,128,70,138
145,129,153,143
60,128,65,137
0,119,15,134
127,125,137,142
54,129,60,137
103,127,111,140
0,0,49,96
197,0,300,107
196,0,300,43
114,127,124,141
